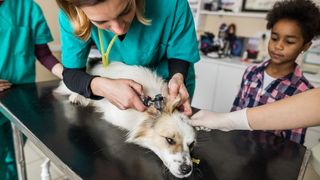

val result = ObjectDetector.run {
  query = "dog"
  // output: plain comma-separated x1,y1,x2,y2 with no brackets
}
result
55,62,196,178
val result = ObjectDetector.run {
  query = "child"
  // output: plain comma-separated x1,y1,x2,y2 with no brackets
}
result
0,0,63,179
230,0,320,144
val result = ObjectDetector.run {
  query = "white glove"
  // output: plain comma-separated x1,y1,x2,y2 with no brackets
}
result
188,108,252,131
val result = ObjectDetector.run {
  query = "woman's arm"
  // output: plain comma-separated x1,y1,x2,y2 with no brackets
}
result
35,44,63,79
51,63,63,79
248,88,320,130
62,68,146,112
189,88,320,131
62,68,99,98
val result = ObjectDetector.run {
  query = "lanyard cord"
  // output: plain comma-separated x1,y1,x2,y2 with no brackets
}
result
98,29,118,68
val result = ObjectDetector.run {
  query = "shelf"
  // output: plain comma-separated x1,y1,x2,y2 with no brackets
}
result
189,4,199,9
187,0,199,3
200,10,266,19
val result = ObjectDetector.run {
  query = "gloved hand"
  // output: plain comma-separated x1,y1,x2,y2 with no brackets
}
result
188,108,252,131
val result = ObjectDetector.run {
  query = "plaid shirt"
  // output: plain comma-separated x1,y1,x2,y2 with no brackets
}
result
231,60,314,144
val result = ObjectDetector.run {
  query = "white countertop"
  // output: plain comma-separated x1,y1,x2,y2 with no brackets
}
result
200,55,320,85
200,55,249,69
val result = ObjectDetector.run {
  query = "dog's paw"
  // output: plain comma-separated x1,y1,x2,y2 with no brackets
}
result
53,81,73,95
69,93,90,106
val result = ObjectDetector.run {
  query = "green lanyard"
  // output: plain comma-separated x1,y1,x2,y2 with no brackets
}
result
98,29,118,68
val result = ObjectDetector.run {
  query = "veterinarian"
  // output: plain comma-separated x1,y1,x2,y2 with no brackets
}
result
0,0,64,179
56,0,199,115
189,88,320,131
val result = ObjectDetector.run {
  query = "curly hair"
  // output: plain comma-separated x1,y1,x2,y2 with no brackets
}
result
266,0,320,43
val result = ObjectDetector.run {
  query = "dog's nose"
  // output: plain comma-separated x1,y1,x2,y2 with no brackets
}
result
180,163,192,175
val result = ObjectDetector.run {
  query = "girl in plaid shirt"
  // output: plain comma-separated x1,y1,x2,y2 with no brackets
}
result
230,0,320,144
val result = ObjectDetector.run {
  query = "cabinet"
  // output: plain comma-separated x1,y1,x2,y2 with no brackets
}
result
303,75,320,149
192,60,218,110
305,127,320,149
212,64,245,112
192,55,247,112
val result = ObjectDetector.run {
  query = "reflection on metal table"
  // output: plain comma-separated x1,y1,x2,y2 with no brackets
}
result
0,80,310,180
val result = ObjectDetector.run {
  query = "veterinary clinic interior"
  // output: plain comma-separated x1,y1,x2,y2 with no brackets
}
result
1,0,320,179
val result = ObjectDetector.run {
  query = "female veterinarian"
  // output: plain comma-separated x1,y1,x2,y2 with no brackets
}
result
56,0,200,115
0,0,63,179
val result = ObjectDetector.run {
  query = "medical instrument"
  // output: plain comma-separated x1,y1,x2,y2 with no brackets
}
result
98,29,118,68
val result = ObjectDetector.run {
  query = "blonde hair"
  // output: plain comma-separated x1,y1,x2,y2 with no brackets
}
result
56,0,151,40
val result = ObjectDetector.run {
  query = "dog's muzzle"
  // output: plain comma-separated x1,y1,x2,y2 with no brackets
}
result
180,163,192,175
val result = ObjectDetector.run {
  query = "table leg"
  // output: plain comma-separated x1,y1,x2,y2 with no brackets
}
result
11,123,27,180
298,149,311,180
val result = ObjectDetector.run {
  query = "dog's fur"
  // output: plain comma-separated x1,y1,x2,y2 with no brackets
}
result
55,62,196,178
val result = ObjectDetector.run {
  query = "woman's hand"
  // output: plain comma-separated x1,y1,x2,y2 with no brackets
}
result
168,73,192,116
0,79,12,92
90,77,147,111
51,63,64,79
188,109,252,131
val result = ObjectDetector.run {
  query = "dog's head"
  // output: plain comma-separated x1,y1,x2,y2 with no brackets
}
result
127,97,196,178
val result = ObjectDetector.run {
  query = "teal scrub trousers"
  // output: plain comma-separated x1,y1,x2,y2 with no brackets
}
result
0,121,18,180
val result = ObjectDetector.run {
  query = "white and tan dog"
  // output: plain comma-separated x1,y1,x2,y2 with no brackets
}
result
55,62,196,178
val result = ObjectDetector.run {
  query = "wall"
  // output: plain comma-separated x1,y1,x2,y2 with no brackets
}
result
197,0,320,37
34,0,61,82
35,0,61,48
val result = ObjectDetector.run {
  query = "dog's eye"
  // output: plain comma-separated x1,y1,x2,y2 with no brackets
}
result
188,141,195,150
165,137,176,145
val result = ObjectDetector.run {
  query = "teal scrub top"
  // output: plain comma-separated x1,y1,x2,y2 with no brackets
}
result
59,0,200,96
0,0,53,125
0,0,53,84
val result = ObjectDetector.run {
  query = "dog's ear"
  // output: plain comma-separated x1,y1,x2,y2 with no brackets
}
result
164,96,181,114
127,116,155,143
146,106,161,119
127,123,148,143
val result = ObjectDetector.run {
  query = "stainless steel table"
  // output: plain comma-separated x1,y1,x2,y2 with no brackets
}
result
0,80,310,180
